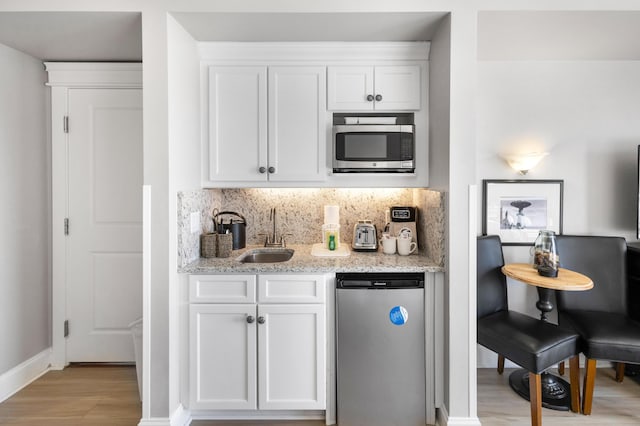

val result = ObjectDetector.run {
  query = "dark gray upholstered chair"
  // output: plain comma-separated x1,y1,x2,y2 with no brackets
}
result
555,235,640,415
477,235,580,425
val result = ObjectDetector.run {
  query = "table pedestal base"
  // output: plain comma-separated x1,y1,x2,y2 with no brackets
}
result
508,369,572,411
625,363,640,376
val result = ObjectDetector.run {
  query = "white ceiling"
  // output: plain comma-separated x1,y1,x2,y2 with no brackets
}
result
0,11,444,62
0,12,142,61
6,10,639,63
478,11,640,61
172,12,448,42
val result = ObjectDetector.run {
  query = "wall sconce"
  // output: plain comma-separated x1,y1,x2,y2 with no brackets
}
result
502,152,548,175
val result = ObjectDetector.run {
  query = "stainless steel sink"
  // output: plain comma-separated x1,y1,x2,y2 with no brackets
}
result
237,248,294,263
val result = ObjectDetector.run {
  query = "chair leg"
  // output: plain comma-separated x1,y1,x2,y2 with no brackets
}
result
569,355,581,413
529,372,542,426
498,354,505,374
616,362,625,383
558,360,565,376
582,358,597,415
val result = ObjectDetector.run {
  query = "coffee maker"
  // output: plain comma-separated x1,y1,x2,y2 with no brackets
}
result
387,206,418,246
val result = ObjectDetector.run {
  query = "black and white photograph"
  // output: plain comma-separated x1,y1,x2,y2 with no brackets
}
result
483,180,563,245
499,198,547,230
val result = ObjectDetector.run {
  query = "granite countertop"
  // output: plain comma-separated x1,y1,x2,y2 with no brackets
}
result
180,244,444,274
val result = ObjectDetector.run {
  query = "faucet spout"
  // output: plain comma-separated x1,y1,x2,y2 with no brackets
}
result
270,207,276,244
264,207,282,247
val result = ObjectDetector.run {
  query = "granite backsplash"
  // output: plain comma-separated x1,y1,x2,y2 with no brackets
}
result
177,188,445,269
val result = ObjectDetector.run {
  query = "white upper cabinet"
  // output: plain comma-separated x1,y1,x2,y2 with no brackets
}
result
327,65,421,111
373,65,422,110
327,66,374,111
200,42,430,188
206,66,267,183
204,65,327,186
268,66,326,182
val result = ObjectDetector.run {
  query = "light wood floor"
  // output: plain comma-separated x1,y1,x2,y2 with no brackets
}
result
0,364,141,425
478,367,640,425
2,364,640,425
193,422,325,425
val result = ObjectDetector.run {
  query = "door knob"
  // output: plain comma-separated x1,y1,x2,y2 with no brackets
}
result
246,315,255,324
268,166,275,174
375,94,383,102
259,167,266,174
257,316,266,324
366,94,374,102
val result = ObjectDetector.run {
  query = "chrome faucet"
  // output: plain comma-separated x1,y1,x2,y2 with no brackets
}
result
263,207,289,247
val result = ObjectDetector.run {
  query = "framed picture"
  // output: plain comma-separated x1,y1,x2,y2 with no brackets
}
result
482,179,564,245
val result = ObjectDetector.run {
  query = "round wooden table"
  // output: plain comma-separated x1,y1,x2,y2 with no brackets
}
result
502,262,593,291
501,263,593,411
502,263,593,320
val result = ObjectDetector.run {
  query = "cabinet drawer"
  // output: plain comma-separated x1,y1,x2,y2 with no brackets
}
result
258,274,326,304
189,275,257,303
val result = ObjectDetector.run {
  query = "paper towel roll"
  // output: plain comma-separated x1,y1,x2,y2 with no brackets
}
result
324,205,340,225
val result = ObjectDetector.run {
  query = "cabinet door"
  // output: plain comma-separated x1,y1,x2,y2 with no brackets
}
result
207,66,267,182
189,304,257,410
327,66,374,111
258,304,326,410
268,67,327,182
373,65,421,111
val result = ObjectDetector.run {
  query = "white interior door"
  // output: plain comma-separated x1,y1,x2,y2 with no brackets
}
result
66,88,143,362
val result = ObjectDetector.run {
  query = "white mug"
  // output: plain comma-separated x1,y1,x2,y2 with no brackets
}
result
397,237,417,255
398,227,413,240
380,235,397,254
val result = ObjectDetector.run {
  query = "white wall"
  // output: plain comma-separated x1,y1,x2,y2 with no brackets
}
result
476,60,640,367
0,43,49,374
446,9,479,421
167,13,202,416
140,7,171,418
428,13,452,415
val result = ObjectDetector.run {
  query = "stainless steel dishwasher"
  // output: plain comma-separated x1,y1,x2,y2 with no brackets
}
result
336,272,426,426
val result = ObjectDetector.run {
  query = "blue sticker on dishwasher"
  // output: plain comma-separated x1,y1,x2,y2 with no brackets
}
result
389,306,408,326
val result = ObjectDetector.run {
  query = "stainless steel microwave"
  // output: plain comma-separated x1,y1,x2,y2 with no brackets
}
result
333,124,415,173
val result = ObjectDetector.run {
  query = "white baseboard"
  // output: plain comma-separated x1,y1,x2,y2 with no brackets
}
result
138,404,190,426
171,404,191,426
0,348,52,403
438,405,482,426
138,419,171,426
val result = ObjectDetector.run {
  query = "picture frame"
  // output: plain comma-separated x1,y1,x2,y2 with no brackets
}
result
482,179,564,246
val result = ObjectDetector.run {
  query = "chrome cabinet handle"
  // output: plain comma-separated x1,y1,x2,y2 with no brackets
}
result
257,316,266,324
366,94,374,102
259,167,266,174
246,315,255,324
268,166,275,174
375,94,382,102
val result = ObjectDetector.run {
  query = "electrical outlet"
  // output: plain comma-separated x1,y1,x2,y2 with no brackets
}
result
190,212,200,234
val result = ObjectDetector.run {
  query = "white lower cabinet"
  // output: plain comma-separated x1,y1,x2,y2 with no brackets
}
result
258,303,325,409
189,274,326,411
